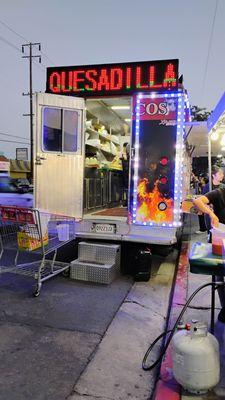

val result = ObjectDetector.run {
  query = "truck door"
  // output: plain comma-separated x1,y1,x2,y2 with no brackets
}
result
34,93,85,218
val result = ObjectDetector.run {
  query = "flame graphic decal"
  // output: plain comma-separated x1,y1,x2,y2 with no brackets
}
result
136,178,174,223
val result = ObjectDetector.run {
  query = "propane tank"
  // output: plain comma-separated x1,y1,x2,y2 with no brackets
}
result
172,322,220,394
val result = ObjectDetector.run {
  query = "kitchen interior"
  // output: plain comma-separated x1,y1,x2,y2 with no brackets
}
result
83,97,131,218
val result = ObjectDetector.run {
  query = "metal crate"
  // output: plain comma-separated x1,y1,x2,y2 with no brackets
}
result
70,242,121,284
70,260,119,284
78,242,120,265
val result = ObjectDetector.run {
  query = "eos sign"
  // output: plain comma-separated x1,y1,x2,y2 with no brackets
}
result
137,98,177,120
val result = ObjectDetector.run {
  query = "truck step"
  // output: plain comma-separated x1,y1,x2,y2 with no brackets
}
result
70,259,119,284
78,241,120,265
70,242,121,284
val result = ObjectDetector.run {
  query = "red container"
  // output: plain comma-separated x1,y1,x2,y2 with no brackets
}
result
212,225,225,256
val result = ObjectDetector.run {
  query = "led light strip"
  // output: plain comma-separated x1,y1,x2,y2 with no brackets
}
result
173,91,186,227
132,90,186,227
132,95,142,223
184,92,191,123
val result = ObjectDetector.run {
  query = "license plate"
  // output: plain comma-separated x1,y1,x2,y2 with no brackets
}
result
92,223,115,234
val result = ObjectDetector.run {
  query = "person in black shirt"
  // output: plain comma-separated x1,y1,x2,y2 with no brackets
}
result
202,166,224,232
193,187,225,322
204,188,225,225
202,165,224,195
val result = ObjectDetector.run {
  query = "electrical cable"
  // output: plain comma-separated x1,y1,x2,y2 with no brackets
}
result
0,34,21,53
39,50,55,66
0,33,46,71
142,281,224,371
0,139,30,144
201,0,219,103
0,18,55,65
0,35,46,71
0,18,27,42
0,131,29,141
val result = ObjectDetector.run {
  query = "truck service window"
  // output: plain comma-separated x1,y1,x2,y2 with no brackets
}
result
43,108,62,152
63,110,78,152
43,107,79,153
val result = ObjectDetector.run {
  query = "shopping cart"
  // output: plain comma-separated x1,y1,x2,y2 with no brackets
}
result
0,205,76,296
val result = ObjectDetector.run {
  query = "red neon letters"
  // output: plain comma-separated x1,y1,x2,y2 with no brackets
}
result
48,62,177,95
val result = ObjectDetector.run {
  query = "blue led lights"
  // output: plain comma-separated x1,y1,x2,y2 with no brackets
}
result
131,90,187,228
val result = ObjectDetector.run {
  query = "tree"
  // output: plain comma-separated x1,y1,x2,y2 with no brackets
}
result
191,106,212,121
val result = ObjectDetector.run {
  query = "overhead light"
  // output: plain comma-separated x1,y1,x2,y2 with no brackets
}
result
211,131,219,141
125,118,131,122
111,106,130,110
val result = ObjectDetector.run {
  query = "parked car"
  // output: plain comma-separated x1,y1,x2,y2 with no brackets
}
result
13,178,30,193
0,176,18,193
0,175,33,207
28,183,34,192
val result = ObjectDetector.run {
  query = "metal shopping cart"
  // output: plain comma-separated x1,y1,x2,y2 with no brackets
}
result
0,205,76,296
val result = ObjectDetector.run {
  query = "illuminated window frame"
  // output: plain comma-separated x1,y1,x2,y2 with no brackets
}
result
132,90,186,227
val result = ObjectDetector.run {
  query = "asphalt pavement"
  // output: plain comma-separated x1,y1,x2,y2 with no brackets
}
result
0,247,177,400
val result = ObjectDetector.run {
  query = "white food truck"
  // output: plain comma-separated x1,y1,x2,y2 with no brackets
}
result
33,59,191,277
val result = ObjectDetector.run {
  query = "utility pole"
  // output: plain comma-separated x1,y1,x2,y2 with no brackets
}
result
22,42,41,182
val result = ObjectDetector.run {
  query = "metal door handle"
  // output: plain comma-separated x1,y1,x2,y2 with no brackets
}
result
36,153,46,161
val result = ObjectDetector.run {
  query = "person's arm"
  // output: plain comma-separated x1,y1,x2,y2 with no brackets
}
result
193,195,219,227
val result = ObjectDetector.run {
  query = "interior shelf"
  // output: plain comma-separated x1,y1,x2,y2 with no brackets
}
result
86,127,120,145
86,143,117,157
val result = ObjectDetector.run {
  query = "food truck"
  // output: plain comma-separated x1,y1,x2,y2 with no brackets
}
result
34,59,191,275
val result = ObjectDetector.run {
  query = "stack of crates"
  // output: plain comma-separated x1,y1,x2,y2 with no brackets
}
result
70,242,121,284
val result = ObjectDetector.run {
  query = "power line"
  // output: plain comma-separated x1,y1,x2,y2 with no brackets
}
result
0,139,30,144
201,0,219,104
0,33,46,71
0,131,30,141
0,18,55,65
0,34,20,53
0,18,27,42
40,50,55,66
